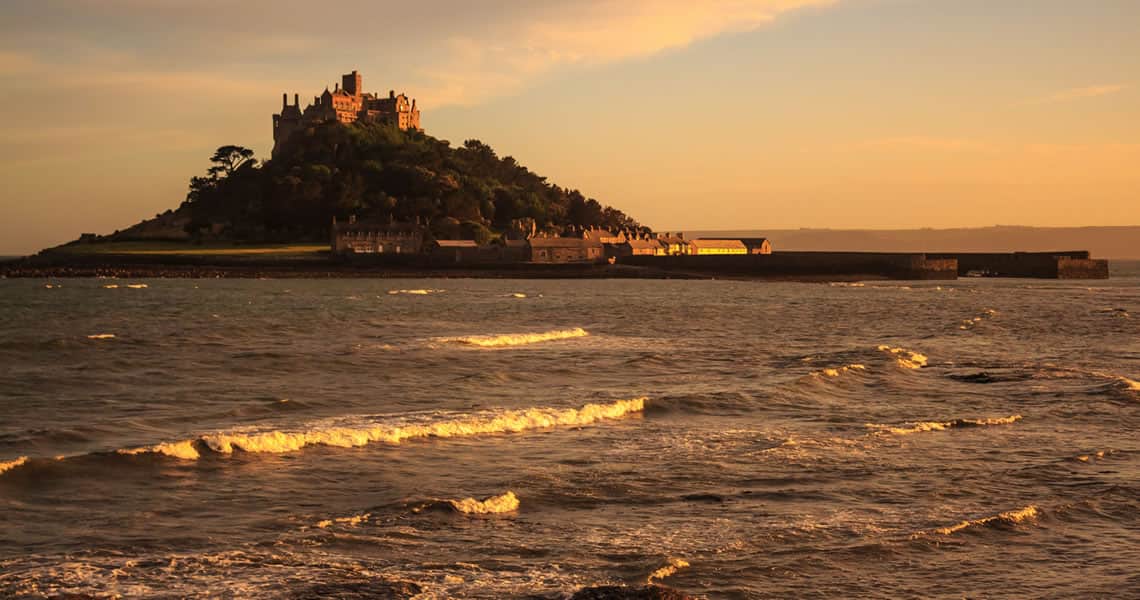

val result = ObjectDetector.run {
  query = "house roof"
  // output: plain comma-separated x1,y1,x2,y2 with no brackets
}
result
432,240,478,248
335,221,423,235
529,237,603,249
690,239,747,250
626,238,664,250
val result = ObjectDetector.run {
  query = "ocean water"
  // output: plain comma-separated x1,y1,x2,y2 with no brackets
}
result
1,270,1138,599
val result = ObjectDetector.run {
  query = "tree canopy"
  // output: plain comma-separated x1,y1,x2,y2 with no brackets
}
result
181,122,644,241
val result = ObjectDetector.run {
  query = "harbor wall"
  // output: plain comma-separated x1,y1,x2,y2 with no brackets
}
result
927,252,1109,279
619,252,958,280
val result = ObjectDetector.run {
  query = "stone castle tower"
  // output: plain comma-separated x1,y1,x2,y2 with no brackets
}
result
272,70,422,156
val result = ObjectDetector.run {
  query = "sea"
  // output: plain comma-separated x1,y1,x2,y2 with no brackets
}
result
1,263,1138,599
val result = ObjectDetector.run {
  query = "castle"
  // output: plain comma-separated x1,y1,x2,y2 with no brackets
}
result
272,70,421,156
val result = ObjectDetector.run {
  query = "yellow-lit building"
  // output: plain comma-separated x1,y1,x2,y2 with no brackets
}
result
689,239,748,255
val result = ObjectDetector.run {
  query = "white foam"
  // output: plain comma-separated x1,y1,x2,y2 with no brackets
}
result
447,491,520,514
646,558,690,583
928,505,1039,536
435,327,589,348
103,284,119,289
316,513,371,528
813,364,867,378
0,456,29,475
123,397,646,461
876,345,928,369
87,334,116,340
388,289,443,295
866,415,1022,435
126,283,148,289
118,440,202,460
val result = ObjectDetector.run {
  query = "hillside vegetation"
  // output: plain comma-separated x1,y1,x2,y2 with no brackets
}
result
176,122,643,243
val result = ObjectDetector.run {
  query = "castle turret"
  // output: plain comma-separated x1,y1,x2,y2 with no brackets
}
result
342,70,361,98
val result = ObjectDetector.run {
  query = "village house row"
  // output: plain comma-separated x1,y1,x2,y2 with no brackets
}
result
331,217,771,264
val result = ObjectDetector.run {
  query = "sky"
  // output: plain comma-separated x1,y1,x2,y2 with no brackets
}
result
1,0,1138,254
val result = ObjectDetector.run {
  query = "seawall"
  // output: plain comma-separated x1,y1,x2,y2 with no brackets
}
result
927,252,1110,279
619,252,958,280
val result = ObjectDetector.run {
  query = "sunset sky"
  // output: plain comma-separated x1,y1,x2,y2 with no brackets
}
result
1,0,1138,254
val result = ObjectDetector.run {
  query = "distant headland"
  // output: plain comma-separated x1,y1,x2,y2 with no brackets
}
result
3,70,1113,280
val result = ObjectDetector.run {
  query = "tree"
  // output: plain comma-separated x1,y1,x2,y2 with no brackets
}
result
206,145,258,179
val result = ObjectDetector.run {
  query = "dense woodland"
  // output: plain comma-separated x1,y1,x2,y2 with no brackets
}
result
182,122,644,242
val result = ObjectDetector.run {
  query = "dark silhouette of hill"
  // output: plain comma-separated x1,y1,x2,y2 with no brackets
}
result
111,122,644,244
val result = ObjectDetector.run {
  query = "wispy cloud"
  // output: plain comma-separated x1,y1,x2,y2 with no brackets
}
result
1021,84,1128,106
410,0,841,106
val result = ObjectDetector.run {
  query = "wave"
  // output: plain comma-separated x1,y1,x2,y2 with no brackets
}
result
126,283,148,289
504,293,528,298
445,491,520,515
646,558,690,583
866,415,1022,435
116,397,645,461
0,456,29,474
876,345,928,369
388,289,443,295
1038,366,1140,394
102,284,119,289
959,308,999,330
813,364,867,378
118,440,202,461
1075,450,1117,463
87,333,116,340
927,505,1039,536
316,513,371,528
434,327,589,348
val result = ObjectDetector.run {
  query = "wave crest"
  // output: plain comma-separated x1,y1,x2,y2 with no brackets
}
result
876,345,928,369
447,491,520,515
118,440,203,460
929,505,1039,536
0,456,29,474
316,513,371,528
647,558,690,583
813,364,867,378
121,397,645,461
435,327,589,348
388,289,443,295
867,415,1022,435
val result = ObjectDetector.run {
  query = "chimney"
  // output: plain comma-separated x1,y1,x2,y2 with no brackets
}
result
389,90,395,99
282,93,287,109
335,82,339,91
294,93,299,107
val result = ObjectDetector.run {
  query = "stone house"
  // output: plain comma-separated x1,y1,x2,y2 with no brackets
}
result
528,237,605,263
331,217,423,254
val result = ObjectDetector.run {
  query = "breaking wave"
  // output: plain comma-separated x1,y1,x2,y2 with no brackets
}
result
812,364,867,378
646,558,690,583
0,456,29,474
117,397,645,461
876,345,928,369
927,505,1040,536
446,491,520,515
126,283,148,289
434,327,589,348
316,513,371,528
118,440,202,461
87,334,116,340
388,289,443,295
867,415,1022,435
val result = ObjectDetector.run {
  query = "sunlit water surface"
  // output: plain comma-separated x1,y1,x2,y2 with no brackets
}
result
1,267,1138,598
